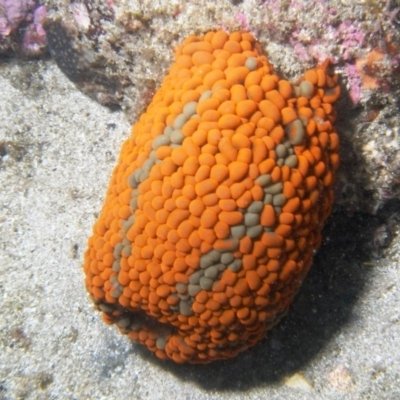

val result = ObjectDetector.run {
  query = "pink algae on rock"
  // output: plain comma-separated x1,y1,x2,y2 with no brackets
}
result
0,0,46,56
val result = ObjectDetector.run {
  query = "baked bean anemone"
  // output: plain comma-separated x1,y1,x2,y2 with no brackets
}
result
83,30,340,363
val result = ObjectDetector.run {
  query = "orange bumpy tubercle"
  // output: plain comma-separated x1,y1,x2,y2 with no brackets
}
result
83,30,340,364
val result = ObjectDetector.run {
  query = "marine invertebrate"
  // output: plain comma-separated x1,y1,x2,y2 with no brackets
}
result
83,30,340,363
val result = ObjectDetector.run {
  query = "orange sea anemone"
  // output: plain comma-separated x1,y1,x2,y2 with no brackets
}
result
83,30,340,363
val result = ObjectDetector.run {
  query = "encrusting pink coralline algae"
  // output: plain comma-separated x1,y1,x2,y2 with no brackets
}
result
0,0,46,56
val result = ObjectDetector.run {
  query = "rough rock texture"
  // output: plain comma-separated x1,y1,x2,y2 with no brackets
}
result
0,0,47,56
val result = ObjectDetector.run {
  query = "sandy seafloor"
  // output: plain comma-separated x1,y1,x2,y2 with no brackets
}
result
1,14,400,400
